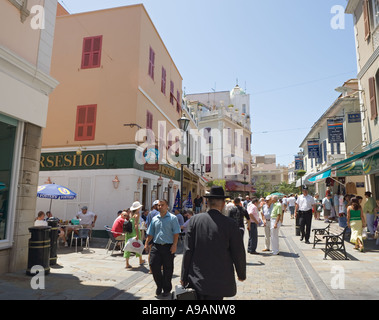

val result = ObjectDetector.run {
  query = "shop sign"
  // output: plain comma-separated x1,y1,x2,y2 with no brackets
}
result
327,118,344,143
40,152,105,169
308,140,320,159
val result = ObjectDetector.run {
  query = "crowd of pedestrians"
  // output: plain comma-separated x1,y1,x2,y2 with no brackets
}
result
74,184,378,300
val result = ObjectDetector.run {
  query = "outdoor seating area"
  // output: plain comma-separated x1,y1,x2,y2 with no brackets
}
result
104,225,125,255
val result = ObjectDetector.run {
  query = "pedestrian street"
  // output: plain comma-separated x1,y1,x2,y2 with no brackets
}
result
1,210,379,300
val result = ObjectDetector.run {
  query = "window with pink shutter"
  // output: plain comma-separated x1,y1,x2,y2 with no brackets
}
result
161,67,166,94
146,111,153,130
75,105,97,141
205,156,212,173
81,36,102,69
170,81,174,105
176,90,181,113
369,76,378,120
148,47,155,80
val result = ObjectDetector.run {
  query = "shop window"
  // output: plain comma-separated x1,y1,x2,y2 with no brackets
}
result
0,118,17,240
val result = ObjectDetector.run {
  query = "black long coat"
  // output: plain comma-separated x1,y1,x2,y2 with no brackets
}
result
181,209,246,297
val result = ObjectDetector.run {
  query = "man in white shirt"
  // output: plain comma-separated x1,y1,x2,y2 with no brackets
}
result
77,206,97,228
295,186,316,244
260,196,272,252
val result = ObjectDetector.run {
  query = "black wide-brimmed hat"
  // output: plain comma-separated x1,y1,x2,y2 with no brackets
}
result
204,186,228,199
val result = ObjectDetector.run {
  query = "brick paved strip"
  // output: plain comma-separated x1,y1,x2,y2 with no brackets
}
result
281,228,336,300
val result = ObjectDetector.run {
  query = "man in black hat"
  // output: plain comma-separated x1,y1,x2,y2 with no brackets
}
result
181,186,246,300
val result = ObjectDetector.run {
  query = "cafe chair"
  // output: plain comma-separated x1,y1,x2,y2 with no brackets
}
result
71,228,91,253
105,226,124,255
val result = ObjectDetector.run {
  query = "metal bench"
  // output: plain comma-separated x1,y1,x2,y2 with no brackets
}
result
312,223,331,249
313,223,349,260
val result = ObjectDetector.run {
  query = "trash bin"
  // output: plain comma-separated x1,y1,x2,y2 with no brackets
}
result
26,226,51,276
47,217,60,266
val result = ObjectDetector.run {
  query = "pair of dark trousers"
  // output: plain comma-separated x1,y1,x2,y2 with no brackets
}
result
248,223,258,253
299,210,313,241
150,243,175,293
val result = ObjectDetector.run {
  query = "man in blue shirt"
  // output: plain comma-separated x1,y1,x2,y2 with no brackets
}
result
145,199,181,297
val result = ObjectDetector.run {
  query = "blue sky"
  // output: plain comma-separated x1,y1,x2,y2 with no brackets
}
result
58,0,357,167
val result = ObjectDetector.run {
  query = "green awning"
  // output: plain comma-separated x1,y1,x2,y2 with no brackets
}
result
363,152,379,175
331,145,379,169
335,161,364,177
307,145,379,183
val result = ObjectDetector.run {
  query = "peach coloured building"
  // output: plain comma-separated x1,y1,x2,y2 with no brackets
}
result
37,4,189,234
0,0,58,273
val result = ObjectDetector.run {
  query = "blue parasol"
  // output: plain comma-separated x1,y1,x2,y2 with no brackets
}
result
173,190,181,211
38,184,77,200
186,191,193,209
37,184,77,211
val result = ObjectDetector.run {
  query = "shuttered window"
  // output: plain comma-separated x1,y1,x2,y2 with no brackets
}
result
146,111,153,130
176,90,181,113
75,105,97,141
170,81,175,105
148,47,155,80
369,76,378,120
205,156,212,173
364,0,371,40
161,67,166,94
81,36,102,69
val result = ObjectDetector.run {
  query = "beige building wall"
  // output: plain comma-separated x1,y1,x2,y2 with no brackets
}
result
346,0,379,195
0,0,58,273
39,4,184,226
0,0,41,66
43,4,182,149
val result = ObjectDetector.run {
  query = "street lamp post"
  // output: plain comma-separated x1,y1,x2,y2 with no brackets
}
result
177,113,190,209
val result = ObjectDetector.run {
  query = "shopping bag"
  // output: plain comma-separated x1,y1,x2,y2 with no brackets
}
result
124,237,144,255
362,227,368,240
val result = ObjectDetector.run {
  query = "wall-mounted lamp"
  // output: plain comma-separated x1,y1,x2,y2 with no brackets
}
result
112,176,120,189
137,177,142,190
157,176,163,187
168,179,174,188
45,177,52,184
76,145,87,155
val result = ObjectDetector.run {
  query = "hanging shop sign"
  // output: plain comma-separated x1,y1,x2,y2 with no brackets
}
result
307,140,320,159
295,156,304,170
327,117,344,143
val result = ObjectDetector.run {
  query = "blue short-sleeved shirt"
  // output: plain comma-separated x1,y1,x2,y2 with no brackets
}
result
147,212,181,245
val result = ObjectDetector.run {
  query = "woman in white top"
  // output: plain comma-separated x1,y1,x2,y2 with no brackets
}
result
34,211,48,227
